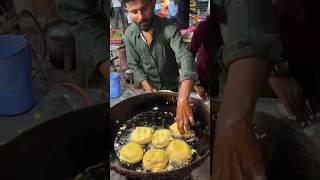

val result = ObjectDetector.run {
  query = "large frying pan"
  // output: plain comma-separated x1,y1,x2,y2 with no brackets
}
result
211,101,320,180
110,92,210,179
0,104,108,180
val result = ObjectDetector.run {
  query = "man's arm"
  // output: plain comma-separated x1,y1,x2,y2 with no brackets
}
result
213,57,269,180
56,0,107,77
176,79,194,134
212,0,282,179
165,23,198,134
166,24,198,84
268,75,313,125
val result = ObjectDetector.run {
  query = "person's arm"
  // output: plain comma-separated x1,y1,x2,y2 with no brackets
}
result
268,75,313,125
214,57,269,180
212,0,282,179
189,20,207,57
166,24,198,84
165,23,198,134
176,79,194,134
125,34,155,92
56,0,107,77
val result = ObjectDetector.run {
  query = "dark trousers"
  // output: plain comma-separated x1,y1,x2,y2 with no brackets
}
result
113,7,127,29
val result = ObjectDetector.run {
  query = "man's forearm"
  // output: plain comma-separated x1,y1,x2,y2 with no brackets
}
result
218,57,270,128
213,57,270,179
178,80,193,100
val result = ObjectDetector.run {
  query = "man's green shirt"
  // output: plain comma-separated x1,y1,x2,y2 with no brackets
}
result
124,16,198,90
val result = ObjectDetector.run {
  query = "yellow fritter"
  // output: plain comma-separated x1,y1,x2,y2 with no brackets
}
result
143,149,168,172
169,122,193,137
130,127,154,144
152,129,173,148
119,142,143,164
166,139,193,164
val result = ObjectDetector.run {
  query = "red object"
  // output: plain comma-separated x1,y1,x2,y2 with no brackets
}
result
156,12,167,18
110,29,124,44
189,16,214,83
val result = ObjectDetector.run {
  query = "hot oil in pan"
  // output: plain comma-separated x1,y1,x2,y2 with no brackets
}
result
114,111,201,172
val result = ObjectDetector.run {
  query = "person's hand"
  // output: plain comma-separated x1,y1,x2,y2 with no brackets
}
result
176,80,195,134
194,85,208,101
268,76,313,126
213,57,270,180
213,117,266,180
141,80,157,93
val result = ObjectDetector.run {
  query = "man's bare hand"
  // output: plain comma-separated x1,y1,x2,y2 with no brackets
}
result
269,76,313,125
176,80,195,134
194,85,208,101
213,57,269,180
141,80,156,93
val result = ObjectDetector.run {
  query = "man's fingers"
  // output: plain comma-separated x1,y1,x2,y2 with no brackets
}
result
295,90,313,125
189,116,195,126
305,99,314,120
177,118,185,135
292,94,311,124
184,114,190,131
299,103,312,125
282,100,295,120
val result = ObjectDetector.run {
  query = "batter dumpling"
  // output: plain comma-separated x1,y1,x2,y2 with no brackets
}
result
166,139,193,164
152,129,173,148
119,142,143,164
169,122,193,137
143,149,168,172
130,127,154,144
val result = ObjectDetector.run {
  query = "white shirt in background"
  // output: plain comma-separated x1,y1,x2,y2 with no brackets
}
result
112,0,122,8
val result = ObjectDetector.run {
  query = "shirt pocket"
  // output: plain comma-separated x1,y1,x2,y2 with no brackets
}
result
140,53,156,70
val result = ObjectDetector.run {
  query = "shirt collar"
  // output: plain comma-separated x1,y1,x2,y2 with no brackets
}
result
134,15,160,38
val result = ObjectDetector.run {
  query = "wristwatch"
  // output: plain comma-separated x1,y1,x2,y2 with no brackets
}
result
194,80,201,86
269,57,290,77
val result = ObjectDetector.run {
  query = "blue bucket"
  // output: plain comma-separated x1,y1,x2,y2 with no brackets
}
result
0,35,36,115
110,72,122,98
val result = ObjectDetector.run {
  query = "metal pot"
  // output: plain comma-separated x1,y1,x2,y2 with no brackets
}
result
0,104,108,180
110,92,210,179
211,100,320,180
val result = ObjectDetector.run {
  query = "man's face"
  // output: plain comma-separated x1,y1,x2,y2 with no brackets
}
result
126,0,156,31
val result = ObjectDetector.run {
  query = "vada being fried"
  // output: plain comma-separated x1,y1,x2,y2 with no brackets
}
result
119,142,144,164
143,149,169,172
130,127,154,144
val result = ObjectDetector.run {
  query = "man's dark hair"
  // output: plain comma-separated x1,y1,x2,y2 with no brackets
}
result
121,0,154,7
121,0,134,7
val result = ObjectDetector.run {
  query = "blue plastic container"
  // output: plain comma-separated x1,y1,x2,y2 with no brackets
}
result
0,35,36,115
110,72,121,98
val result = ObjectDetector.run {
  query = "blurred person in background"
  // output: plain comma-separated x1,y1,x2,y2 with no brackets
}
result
56,0,108,87
168,0,178,23
112,0,128,30
189,15,221,98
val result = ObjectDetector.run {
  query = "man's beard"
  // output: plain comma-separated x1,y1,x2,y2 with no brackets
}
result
138,15,155,31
